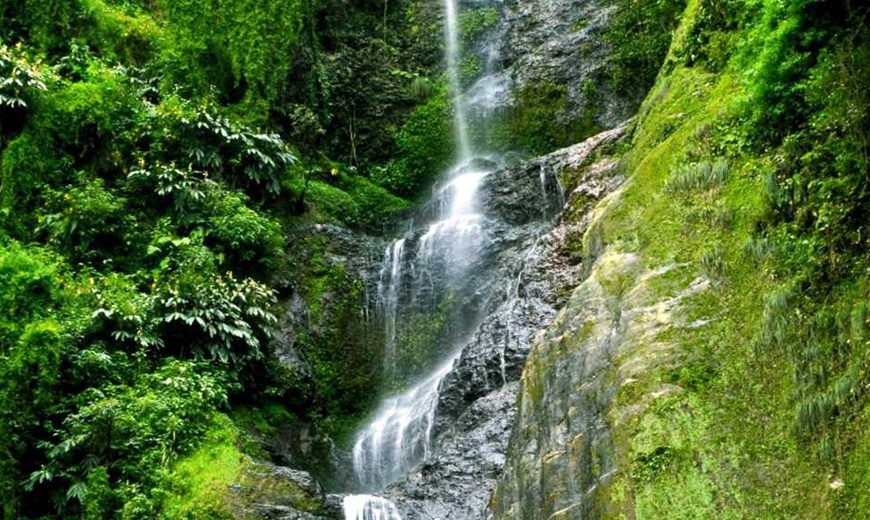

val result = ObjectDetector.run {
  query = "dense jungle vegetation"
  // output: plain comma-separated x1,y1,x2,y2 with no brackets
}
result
0,0,453,516
1,0,870,517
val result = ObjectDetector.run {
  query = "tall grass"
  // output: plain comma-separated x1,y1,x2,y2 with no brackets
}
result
665,159,729,193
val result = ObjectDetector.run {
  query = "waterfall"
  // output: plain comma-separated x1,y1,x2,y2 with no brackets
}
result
352,164,493,496
351,355,457,490
344,0,500,516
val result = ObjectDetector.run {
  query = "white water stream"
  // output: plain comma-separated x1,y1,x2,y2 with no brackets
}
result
343,0,505,515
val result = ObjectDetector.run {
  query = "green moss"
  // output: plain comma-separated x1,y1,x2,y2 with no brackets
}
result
579,2,862,515
486,81,603,156
458,7,498,45
381,87,455,197
286,174,408,232
392,294,455,385
291,234,381,439
161,414,242,519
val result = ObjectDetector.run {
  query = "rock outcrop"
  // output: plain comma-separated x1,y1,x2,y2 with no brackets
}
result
487,202,714,518
385,124,630,519
231,463,342,520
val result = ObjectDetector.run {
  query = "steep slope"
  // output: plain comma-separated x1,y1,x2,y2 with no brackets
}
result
490,0,870,517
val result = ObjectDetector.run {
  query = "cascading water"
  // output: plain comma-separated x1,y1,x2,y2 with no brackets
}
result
352,158,494,495
343,494,403,520
343,0,513,515
377,238,406,381
351,356,456,490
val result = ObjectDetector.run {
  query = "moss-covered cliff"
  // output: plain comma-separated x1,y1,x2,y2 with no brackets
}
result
491,0,870,517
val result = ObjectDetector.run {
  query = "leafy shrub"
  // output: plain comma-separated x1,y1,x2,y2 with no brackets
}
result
149,106,297,197
77,0,162,65
128,161,217,219
0,134,71,237
159,271,278,364
0,43,49,110
386,89,454,196
341,175,409,233
33,76,137,161
28,359,231,516
38,177,127,261
682,0,748,71
288,174,408,232
205,189,284,266
92,244,278,365
0,242,65,346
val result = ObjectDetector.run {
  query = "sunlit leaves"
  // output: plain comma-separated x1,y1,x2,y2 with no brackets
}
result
0,44,49,109
128,162,217,217
180,109,297,195
160,272,277,364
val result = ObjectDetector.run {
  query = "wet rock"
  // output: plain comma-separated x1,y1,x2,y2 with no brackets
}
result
269,223,385,474
274,223,384,386
481,123,630,226
390,382,520,520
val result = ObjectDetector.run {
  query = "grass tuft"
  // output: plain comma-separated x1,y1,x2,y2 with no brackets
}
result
665,159,729,193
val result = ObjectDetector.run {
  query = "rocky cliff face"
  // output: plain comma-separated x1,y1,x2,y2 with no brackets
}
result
487,237,713,518
384,125,629,519
500,0,629,128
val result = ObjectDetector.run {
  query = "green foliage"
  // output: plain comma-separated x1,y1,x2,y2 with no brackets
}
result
320,39,412,169
160,271,278,364
604,0,688,103
0,43,49,110
0,320,69,515
156,0,305,101
93,267,278,365
34,75,136,160
0,0,442,515
458,7,498,45
128,162,218,219
286,172,409,232
30,359,231,516
82,466,114,520
205,189,284,267
146,107,297,197
0,242,65,346
39,177,127,261
682,0,747,71
0,0,80,52
382,88,454,196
